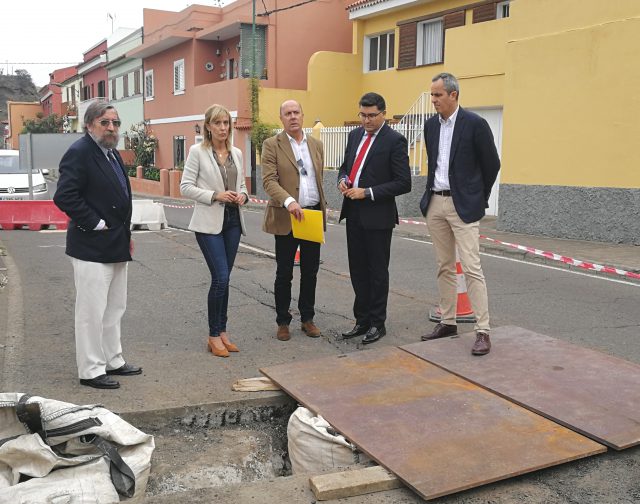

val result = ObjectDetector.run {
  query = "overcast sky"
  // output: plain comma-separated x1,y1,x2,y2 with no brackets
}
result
2,1,197,87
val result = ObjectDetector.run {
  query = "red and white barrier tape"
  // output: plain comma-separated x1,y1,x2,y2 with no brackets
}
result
479,236,640,280
167,197,639,281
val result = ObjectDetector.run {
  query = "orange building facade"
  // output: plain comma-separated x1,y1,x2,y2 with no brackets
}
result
4,102,42,149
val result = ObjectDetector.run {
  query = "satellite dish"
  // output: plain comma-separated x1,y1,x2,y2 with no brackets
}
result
205,62,214,71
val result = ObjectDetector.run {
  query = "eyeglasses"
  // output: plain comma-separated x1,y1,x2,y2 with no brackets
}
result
99,119,122,127
357,111,384,121
297,158,308,176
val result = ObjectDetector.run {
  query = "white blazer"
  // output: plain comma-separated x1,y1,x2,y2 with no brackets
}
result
180,143,248,235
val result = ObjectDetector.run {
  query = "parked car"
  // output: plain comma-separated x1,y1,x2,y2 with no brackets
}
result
0,150,49,200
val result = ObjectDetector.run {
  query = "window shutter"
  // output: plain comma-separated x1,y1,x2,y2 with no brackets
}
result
398,22,417,69
473,3,497,23
444,11,465,30
145,71,153,98
123,74,129,98
134,70,141,95
174,62,185,91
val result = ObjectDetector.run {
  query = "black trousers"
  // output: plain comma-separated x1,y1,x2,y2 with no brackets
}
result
274,232,321,326
345,209,392,328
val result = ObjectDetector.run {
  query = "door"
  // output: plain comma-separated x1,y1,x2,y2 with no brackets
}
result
467,108,502,216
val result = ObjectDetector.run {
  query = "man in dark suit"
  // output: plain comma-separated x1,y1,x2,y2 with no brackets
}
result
419,72,501,355
338,92,411,344
262,100,326,342
54,102,142,389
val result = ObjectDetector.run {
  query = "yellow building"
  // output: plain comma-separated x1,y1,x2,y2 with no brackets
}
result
260,0,640,244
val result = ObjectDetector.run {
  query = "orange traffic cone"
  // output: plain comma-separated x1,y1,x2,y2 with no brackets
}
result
294,246,301,266
429,252,476,323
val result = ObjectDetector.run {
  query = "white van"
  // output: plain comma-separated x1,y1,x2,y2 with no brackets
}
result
0,150,49,200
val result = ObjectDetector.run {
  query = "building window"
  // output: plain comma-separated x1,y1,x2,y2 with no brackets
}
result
71,85,77,104
134,69,141,95
416,19,443,66
145,70,154,101
365,32,395,72
227,58,236,80
123,74,129,98
173,136,185,168
239,24,267,79
111,79,117,100
497,1,510,19
173,59,185,95
97,80,106,98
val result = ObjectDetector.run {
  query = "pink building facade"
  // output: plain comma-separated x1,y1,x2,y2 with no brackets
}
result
40,66,77,118
128,1,352,191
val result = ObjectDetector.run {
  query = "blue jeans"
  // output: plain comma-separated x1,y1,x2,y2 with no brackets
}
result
195,207,241,336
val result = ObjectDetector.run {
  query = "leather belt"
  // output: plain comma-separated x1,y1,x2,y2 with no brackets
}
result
432,190,451,197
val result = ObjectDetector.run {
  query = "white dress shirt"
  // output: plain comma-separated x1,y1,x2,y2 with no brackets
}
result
433,105,459,191
284,132,320,208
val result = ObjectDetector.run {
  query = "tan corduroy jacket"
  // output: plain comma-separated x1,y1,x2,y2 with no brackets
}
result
261,131,326,235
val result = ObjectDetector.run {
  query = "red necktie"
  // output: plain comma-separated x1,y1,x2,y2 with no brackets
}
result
348,133,373,186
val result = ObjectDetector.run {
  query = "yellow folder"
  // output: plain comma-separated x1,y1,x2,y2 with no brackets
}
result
290,209,325,244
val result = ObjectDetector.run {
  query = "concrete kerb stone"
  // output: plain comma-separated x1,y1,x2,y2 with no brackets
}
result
119,393,294,430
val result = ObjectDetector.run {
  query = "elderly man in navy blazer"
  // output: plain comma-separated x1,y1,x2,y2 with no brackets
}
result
419,72,501,355
54,102,141,389
338,92,411,345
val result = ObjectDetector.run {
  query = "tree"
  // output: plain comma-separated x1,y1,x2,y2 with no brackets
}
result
21,113,64,134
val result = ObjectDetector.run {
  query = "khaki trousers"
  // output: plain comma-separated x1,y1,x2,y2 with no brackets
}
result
71,258,127,379
426,195,490,332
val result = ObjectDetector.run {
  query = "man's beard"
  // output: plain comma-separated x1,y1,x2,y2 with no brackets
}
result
97,133,119,149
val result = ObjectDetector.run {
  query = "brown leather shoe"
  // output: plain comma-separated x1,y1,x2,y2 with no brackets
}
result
472,332,491,355
277,325,290,341
301,320,321,338
207,337,229,357
421,323,458,341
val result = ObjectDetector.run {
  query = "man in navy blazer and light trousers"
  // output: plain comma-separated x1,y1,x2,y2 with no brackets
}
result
338,92,411,345
54,102,142,389
420,73,500,355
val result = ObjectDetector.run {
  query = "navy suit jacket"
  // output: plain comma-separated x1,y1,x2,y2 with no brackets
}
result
419,107,500,223
54,134,132,263
338,124,411,230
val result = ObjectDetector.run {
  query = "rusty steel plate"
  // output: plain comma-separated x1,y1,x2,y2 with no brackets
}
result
402,326,640,450
261,347,604,500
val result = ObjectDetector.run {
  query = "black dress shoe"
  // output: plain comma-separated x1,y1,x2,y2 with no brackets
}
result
342,324,370,339
80,374,120,389
106,363,142,376
362,326,386,345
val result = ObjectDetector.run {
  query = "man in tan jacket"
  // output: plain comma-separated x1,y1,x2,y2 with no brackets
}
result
262,100,326,341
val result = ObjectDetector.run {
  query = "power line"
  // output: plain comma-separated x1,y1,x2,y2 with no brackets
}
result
257,0,317,17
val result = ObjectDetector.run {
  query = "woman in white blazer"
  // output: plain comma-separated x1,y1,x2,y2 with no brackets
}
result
180,104,248,358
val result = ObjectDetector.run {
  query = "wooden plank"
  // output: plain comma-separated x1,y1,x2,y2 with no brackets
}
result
231,376,280,392
310,466,402,501
261,347,605,500
402,326,640,450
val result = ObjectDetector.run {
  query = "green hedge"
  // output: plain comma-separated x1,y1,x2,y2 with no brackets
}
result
143,167,160,181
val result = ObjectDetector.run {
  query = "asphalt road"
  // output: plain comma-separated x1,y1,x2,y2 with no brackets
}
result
2,196,639,503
